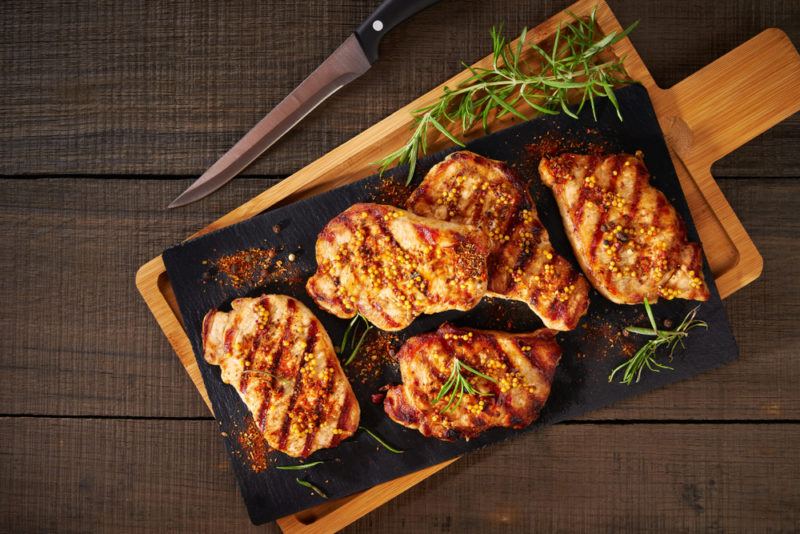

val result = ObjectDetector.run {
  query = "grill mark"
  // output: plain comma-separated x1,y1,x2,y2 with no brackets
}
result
202,311,225,364
589,159,617,263
466,174,491,228
333,212,362,313
201,311,214,351
301,333,338,456
240,300,277,393
333,393,355,445
254,300,295,431
545,267,580,324
517,335,547,376
426,337,453,391
407,157,457,211
222,315,240,358
436,329,464,402
372,211,418,324
510,221,544,276
520,233,550,305
483,334,512,398
276,313,316,451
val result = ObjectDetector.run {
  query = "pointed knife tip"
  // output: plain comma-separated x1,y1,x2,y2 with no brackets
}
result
167,197,187,209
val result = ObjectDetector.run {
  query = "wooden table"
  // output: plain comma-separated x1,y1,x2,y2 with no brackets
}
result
2,1,798,531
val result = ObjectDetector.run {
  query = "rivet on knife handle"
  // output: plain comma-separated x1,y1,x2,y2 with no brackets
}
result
355,0,441,64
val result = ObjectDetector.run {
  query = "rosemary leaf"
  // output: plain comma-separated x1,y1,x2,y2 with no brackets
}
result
338,314,374,366
359,426,404,454
295,478,327,499
608,299,708,385
436,358,497,412
276,461,324,471
376,7,639,184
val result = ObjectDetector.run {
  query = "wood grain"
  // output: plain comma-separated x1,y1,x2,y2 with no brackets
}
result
2,178,798,420
0,0,797,177
0,177,277,418
1,418,797,533
1,0,799,531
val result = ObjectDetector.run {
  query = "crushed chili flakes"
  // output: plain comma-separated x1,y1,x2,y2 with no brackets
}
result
206,246,305,289
233,419,270,473
365,175,412,206
346,330,402,385
209,247,276,288
581,312,639,359
524,128,613,162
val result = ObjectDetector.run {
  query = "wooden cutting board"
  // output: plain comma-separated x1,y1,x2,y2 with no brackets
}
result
136,0,800,531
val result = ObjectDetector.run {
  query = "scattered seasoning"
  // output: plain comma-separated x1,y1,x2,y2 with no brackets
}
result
295,478,328,499
234,421,269,473
345,330,401,385
524,128,613,162
210,247,276,288
577,309,639,360
370,392,386,404
359,426,404,454
365,175,413,205
206,246,305,289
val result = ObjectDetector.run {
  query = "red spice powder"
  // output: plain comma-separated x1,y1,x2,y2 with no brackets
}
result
525,128,612,162
366,175,413,207
233,419,270,473
581,311,639,359
346,330,402,385
209,247,277,288
207,247,306,290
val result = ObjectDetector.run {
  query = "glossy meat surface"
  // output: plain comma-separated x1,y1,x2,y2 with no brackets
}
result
539,152,710,304
384,323,561,440
202,295,359,458
407,151,589,330
307,203,491,331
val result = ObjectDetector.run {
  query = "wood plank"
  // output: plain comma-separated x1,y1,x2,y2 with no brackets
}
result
1,177,798,419
0,418,797,532
0,0,796,177
0,177,278,418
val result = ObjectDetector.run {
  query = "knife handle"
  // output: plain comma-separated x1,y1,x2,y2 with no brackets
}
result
355,0,440,63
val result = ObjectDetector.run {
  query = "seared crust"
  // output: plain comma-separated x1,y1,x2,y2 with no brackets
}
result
539,152,710,304
407,151,589,330
384,323,561,440
202,295,360,458
306,203,491,331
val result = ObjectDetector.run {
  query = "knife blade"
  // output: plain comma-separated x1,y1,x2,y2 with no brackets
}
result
169,0,440,208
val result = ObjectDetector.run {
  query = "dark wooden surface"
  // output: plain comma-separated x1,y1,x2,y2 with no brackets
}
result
1,1,798,532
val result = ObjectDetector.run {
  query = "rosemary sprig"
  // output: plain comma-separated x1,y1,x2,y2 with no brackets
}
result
608,298,708,385
378,7,638,184
338,314,374,366
435,358,497,412
276,461,325,471
295,478,327,499
359,426,404,454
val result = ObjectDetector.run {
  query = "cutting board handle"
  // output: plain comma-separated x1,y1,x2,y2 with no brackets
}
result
658,28,800,169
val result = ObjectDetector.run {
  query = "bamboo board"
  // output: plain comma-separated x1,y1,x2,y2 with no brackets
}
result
136,0,800,531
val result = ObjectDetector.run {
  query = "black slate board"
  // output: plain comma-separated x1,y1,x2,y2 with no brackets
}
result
162,85,738,525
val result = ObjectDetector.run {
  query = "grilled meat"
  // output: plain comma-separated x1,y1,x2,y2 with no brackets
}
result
384,322,561,440
306,203,491,331
202,294,359,458
539,152,710,304
407,151,589,330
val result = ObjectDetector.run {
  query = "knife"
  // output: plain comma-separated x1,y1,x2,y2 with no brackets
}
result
169,0,440,208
